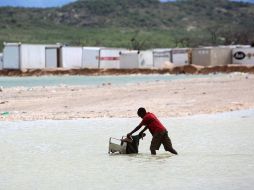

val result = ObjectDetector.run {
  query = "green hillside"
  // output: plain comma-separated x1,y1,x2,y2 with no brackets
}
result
0,0,254,51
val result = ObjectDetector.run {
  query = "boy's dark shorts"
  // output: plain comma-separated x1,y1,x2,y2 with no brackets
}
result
150,131,173,151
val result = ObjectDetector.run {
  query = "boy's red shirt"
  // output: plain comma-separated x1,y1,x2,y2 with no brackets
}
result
140,112,166,134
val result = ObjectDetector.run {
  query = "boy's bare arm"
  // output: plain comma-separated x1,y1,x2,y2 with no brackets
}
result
139,126,148,135
127,124,143,137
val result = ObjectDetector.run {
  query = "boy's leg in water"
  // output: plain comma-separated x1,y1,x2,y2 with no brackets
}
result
151,149,156,155
162,132,178,155
150,133,162,155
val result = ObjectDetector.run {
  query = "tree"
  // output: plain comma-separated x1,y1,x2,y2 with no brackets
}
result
130,31,146,50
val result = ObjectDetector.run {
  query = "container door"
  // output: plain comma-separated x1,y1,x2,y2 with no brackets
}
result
3,45,20,69
45,48,57,68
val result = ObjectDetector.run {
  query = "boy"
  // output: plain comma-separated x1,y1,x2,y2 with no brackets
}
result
127,107,178,155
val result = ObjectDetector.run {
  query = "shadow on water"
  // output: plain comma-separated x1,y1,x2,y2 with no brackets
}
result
108,152,174,162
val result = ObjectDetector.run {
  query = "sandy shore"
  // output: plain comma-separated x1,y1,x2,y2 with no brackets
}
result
1,73,254,121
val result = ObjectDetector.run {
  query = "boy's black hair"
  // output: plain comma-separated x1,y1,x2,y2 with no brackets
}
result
137,107,146,117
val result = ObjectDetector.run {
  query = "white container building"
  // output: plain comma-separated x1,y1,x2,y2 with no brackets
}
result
119,50,154,69
3,43,61,69
119,50,140,69
192,47,232,66
99,48,125,69
82,47,102,69
232,48,254,65
171,48,191,66
139,50,154,68
21,44,49,69
153,49,171,68
61,47,83,68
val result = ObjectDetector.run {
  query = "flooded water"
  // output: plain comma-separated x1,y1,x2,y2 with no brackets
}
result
0,74,223,88
0,109,254,190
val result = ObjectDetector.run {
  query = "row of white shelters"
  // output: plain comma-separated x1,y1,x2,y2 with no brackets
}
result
3,43,61,69
119,48,191,69
232,48,254,65
0,53,3,70
59,47,190,69
3,43,252,70
83,46,253,67
2,43,126,70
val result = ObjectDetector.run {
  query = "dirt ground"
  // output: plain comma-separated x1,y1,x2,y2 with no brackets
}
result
1,73,254,121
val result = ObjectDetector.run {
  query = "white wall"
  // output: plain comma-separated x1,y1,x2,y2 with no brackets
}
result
82,47,100,68
191,48,211,66
61,47,83,68
232,48,254,65
99,49,123,69
153,49,171,68
120,51,139,69
21,45,46,69
211,48,232,66
171,48,190,66
139,51,153,68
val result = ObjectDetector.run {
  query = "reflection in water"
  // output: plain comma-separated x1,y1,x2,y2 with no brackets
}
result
110,153,173,162
0,109,254,190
